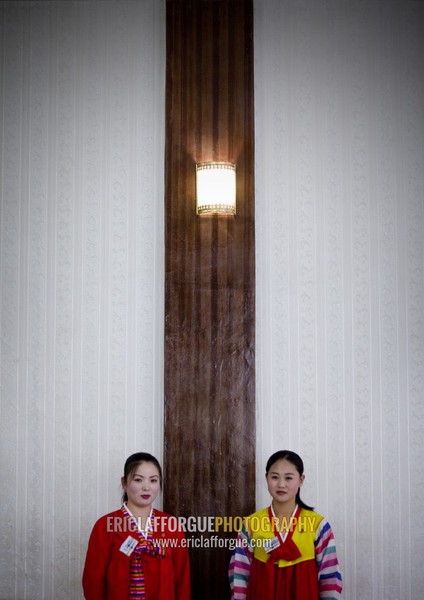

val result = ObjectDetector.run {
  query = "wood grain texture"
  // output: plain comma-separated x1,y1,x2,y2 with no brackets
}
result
164,1,255,597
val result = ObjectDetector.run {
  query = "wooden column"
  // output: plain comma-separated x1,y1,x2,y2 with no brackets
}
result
164,1,255,597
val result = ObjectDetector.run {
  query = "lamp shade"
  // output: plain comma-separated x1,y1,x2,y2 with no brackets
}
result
196,162,236,215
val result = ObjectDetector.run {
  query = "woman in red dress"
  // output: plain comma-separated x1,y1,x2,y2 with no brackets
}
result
82,452,190,599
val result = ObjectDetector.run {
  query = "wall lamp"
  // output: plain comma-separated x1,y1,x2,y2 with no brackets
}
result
196,162,236,216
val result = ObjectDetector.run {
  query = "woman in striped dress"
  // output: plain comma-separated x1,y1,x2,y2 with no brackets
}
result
229,450,342,599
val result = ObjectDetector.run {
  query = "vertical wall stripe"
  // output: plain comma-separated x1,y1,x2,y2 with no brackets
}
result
255,1,424,599
0,2,165,597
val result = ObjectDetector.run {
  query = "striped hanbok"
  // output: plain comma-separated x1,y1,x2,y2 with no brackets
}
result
228,505,342,599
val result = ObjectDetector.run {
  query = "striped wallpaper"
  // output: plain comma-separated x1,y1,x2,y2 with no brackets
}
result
1,1,424,599
255,1,424,599
0,2,165,598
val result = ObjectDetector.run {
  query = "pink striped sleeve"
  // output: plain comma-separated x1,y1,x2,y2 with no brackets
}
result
315,519,343,599
228,521,253,599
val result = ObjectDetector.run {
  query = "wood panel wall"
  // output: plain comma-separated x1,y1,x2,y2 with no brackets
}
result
164,1,255,597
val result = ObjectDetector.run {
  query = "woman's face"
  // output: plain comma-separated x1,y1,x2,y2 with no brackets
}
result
266,458,304,507
123,461,161,514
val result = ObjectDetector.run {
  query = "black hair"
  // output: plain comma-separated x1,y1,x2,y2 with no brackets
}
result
266,450,314,511
121,452,163,503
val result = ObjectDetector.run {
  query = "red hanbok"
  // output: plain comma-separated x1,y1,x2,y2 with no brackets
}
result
82,507,190,600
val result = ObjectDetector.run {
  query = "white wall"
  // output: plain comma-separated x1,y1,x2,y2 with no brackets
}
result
0,1,165,598
2,1,424,599
255,1,424,599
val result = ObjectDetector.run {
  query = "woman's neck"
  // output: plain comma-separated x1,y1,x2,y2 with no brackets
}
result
126,501,152,521
271,499,297,520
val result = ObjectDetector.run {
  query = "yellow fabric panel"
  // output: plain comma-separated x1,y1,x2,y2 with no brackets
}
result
247,507,323,567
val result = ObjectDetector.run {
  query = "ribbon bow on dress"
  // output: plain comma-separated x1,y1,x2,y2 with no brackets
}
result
133,537,166,559
129,537,166,599
119,505,166,600
265,505,302,566
266,535,302,564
